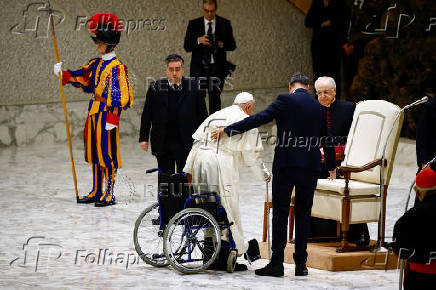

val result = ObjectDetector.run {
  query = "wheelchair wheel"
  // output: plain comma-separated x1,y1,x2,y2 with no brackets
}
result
163,208,221,274
133,202,169,267
226,250,237,273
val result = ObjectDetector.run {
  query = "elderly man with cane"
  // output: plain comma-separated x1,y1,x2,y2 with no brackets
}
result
184,92,271,271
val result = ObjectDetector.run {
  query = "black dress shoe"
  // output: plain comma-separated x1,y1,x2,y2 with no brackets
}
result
295,264,308,276
77,196,99,204
255,262,284,277
234,263,248,271
94,200,116,207
356,233,370,246
244,239,261,262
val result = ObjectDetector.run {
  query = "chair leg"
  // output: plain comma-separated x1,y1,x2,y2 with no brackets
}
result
262,202,267,243
380,186,388,245
337,197,351,252
288,196,295,242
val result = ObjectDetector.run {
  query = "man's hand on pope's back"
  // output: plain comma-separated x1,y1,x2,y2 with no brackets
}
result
140,141,149,152
211,127,227,141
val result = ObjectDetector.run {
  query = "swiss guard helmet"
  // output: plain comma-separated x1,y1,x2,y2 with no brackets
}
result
88,14,122,46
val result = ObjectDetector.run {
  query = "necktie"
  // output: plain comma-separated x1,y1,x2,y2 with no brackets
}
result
207,21,213,36
207,22,213,63
172,84,181,91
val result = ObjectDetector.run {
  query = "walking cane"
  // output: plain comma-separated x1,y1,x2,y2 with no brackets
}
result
266,181,271,259
399,260,405,290
49,11,79,202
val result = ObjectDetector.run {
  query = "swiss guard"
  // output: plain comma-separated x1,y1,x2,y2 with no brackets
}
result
53,14,134,207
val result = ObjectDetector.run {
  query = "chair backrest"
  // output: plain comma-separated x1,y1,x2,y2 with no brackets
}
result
341,100,403,185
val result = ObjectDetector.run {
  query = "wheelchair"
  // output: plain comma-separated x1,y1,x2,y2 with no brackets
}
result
133,168,239,274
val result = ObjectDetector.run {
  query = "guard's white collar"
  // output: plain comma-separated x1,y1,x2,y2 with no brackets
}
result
102,51,116,61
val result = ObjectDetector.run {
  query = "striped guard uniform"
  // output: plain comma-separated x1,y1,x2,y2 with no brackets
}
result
62,53,134,202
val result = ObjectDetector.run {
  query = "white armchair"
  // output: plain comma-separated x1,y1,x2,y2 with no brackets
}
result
311,100,404,252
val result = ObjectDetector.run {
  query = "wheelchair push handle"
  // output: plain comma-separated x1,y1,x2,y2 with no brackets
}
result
146,168,160,174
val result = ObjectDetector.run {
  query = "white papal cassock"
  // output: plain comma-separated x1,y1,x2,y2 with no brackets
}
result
183,104,269,254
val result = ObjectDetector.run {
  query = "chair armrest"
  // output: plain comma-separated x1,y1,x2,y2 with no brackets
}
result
337,158,385,175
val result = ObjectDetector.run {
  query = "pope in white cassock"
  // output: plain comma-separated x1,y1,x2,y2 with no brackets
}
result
183,92,271,259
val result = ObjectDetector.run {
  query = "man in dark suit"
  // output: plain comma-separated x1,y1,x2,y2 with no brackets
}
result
139,54,208,173
416,97,436,171
212,73,336,277
310,76,370,246
305,0,348,93
184,0,236,114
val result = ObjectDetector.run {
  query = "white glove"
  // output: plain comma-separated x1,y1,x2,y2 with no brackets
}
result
106,123,117,131
54,62,63,77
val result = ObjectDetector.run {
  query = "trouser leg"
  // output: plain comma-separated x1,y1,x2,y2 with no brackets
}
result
101,167,116,202
157,147,188,174
175,150,189,173
86,163,103,199
270,169,294,265
157,155,176,174
348,223,370,242
293,176,317,265
207,76,224,115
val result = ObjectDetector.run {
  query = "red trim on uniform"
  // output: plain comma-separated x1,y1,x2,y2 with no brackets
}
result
62,70,71,86
106,112,120,126
335,145,345,154
84,115,89,142
326,107,332,130
409,260,436,274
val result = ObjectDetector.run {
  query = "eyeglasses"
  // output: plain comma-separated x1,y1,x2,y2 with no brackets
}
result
167,67,183,73
316,89,334,96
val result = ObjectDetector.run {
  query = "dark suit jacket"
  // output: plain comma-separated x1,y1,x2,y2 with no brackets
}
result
139,77,208,156
224,88,336,173
326,99,355,145
416,98,436,166
184,15,236,78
